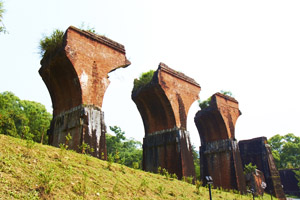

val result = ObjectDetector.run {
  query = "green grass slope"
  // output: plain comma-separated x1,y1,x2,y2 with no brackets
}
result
0,134,277,200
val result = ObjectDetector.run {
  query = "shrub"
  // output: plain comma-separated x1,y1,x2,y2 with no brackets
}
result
244,162,257,175
198,97,211,110
133,70,155,91
39,29,64,57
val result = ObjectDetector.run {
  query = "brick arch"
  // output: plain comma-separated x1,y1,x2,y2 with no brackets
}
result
133,85,176,136
39,26,130,159
195,110,228,144
194,93,246,193
40,52,82,116
132,63,200,179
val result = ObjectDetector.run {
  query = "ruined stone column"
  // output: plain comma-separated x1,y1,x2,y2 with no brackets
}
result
194,93,246,192
239,137,286,199
132,63,200,179
39,26,130,159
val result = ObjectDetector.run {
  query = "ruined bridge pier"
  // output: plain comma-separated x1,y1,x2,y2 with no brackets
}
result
39,26,130,159
239,137,286,199
194,93,246,192
132,63,201,179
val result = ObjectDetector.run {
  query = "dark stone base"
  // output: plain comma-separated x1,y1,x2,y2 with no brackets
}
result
279,169,300,197
48,104,107,160
143,128,195,180
239,137,286,199
200,138,246,193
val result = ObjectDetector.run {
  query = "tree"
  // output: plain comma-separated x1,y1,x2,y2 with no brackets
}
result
268,133,300,169
0,91,52,143
191,145,201,180
106,126,142,169
0,1,7,33
294,170,300,189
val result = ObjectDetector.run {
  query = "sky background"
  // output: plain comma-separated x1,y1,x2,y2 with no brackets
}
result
0,0,299,148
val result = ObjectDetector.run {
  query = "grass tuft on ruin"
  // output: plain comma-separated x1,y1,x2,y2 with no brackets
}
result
133,70,155,91
39,26,99,57
39,29,64,57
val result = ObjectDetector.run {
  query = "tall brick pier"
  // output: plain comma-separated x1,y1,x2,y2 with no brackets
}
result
39,26,130,159
132,63,200,179
239,137,286,199
194,93,246,192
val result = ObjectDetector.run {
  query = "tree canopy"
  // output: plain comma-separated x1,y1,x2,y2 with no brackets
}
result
106,125,142,169
0,91,52,143
268,133,300,169
0,0,7,33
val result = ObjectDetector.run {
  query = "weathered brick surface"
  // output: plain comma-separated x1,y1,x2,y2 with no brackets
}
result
239,137,286,199
279,169,300,197
195,93,246,192
132,62,200,179
39,26,130,159
245,169,266,196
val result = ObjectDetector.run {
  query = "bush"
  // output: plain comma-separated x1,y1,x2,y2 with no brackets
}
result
39,29,64,57
133,70,155,91
198,97,211,110
244,162,256,175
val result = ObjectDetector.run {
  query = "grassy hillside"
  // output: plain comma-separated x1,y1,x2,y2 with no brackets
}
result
0,134,277,200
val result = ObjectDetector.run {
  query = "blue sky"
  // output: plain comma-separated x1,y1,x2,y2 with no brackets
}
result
0,0,299,148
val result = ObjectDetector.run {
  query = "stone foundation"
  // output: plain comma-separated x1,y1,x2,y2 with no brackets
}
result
49,105,107,159
143,128,195,179
195,93,246,193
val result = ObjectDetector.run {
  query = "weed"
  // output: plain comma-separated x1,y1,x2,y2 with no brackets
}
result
114,150,120,164
73,171,88,197
101,152,105,160
171,173,178,180
112,180,119,196
37,168,56,196
78,141,94,155
157,185,165,196
133,161,139,169
120,165,126,174
195,180,202,194
157,166,162,174
186,176,194,184
107,154,114,171
139,178,148,193
162,168,167,176
26,139,35,149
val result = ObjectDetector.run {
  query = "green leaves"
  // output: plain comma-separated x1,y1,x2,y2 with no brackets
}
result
0,91,52,144
198,90,233,110
243,162,257,175
106,126,142,169
198,97,211,110
39,29,64,57
133,70,155,91
268,133,300,169
0,1,7,34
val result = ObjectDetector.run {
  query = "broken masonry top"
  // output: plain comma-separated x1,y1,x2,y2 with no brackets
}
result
158,62,200,88
39,25,131,115
68,26,126,54
132,62,201,133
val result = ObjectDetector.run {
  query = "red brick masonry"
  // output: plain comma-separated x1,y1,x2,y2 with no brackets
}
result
132,62,200,179
39,26,130,159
